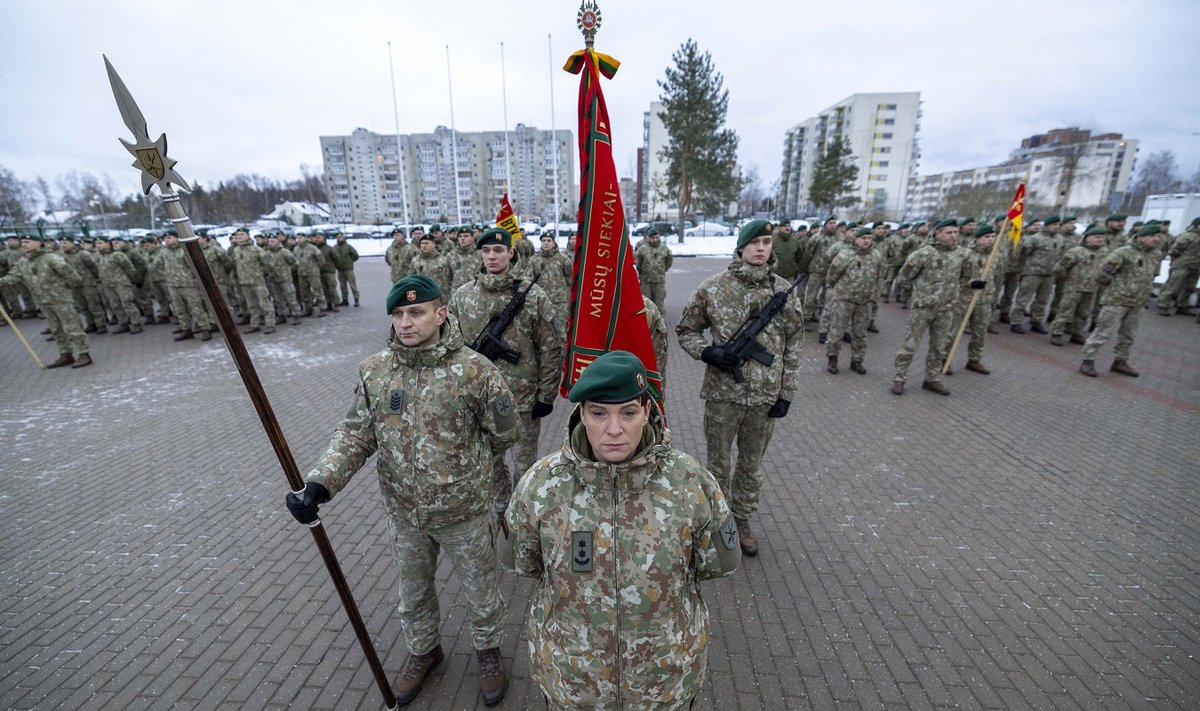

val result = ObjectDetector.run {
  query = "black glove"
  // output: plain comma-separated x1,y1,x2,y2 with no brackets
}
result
701,345,740,371
969,279,986,290
285,481,330,525
767,398,790,419
531,401,554,419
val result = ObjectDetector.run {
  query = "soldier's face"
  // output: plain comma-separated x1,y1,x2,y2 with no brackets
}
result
540,236,555,251
1085,235,1105,248
581,398,649,463
976,234,995,249
740,235,773,266
481,244,514,273
164,235,179,246
391,301,447,348
96,241,110,251
1137,234,1160,248
459,232,475,247
854,236,873,249
392,233,405,242
419,240,435,253
1107,221,1124,232
20,239,40,253
934,227,959,244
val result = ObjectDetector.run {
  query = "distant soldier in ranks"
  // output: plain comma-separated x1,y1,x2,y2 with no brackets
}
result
643,298,668,380
113,236,153,323
60,238,107,334
998,217,1038,323
331,231,360,307
141,234,172,324
313,231,340,313
293,231,327,317
1104,213,1128,250
529,234,572,320
3,235,39,318
158,229,214,341
230,227,276,334
511,229,534,265
1157,216,1200,316
771,221,802,279
1048,214,1078,323
802,217,839,326
449,227,563,517
1080,224,1162,377
410,232,453,297
882,223,909,302
949,223,1002,374
1009,215,1065,333
93,235,145,333
448,225,483,294
817,227,854,343
1050,225,1107,346
891,219,972,396
825,226,885,375
676,220,803,556
385,227,418,284
197,230,238,320
0,235,91,367
633,225,673,310
867,221,891,331
264,235,303,326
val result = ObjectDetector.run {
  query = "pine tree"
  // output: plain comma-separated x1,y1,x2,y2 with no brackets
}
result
657,39,741,240
808,136,859,215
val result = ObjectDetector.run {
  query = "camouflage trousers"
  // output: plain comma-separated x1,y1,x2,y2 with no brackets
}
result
1082,304,1141,362
1158,265,1199,311
826,300,870,361
268,280,302,319
386,512,505,655
1049,276,1068,318
492,411,541,514
168,285,212,333
72,283,107,330
802,273,826,321
238,282,275,328
42,299,89,357
1009,273,1053,325
1050,291,1095,338
963,296,994,363
997,269,1022,315
103,283,143,326
337,269,359,304
148,279,171,319
640,280,666,311
3,282,36,316
321,272,339,309
703,400,776,521
893,306,952,384
297,272,325,313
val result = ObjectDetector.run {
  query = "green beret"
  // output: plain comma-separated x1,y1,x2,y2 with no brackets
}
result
1084,224,1106,236
567,350,650,404
1044,216,1061,225
142,235,157,243
933,218,958,231
974,223,996,237
195,228,208,237
1136,224,1162,237
1191,217,1200,227
644,225,658,237
899,223,911,229
476,227,512,249
911,220,926,228
846,221,859,230
1061,214,1077,222
429,224,442,232
958,216,977,224
386,274,441,313
19,234,42,242
233,226,249,235
1106,214,1127,222
737,220,773,249
854,227,872,238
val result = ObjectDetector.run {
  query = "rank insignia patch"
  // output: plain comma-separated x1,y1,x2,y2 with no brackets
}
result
571,531,593,572
387,388,404,414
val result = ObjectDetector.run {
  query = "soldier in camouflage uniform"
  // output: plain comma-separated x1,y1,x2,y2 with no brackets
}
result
447,226,483,295
802,217,839,325
676,220,803,556
633,226,673,310
529,234,573,320
286,274,518,706
500,350,739,711
1050,225,1107,345
1048,215,1078,321
891,219,972,396
156,230,214,341
771,222,802,279
1080,225,1162,378
385,227,418,284
449,228,563,516
263,236,303,326
313,232,341,312
883,223,910,302
643,297,668,381
141,235,172,324
817,229,854,342
59,238,107,334
197,232,238,321
292,232,327,317
896,221,929,307
94,236,145,333
410,233,453,299
2,235,38,318
330,231,360,307
230,228,276,334
998,217,1039,323
1157,217,1200,316
948,223,1002,374
0,235,91,368
113,236,154,323
1009,215,1066,333
825,227,885,375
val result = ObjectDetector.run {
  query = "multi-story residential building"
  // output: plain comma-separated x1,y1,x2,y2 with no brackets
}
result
320,125,573,225
779,92,922,220
639,101,674,220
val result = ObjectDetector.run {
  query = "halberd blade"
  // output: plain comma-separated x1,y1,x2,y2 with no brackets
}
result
103,54,149,141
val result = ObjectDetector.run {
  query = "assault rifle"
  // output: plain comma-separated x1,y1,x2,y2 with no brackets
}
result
470,272,540,364
724,272,808,383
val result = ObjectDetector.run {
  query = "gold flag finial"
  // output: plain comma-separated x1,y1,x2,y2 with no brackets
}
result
577,1,601,49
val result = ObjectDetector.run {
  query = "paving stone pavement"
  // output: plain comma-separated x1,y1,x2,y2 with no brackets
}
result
1,255,1198,710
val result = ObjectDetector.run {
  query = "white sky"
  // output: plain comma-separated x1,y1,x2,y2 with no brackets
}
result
2,0,1198,202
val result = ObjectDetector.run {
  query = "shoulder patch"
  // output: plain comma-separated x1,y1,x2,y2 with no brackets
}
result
492,392,516,431
719,515,738,551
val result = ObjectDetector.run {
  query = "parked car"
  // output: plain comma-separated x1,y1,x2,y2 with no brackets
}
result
631,221,679,237
684,221,733,237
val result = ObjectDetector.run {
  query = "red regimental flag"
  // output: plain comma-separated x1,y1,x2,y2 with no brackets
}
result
560,49,662,402
496,193,525,241
1007,183,1025,248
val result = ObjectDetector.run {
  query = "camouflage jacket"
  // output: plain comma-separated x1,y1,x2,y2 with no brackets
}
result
143,246,165,282
315,242,337,273
1096,241,1160,307
529,248,572,306
293,241,325,277
263,245,299,284
804,230,839,275
1168,229,1200,270
157,244,202,288
959,243,1006,302
1053,243,1106,293
504,408,737,710
202,243,233,283
676,259,803,406
124,248,149,286
634,240,673,284
231,242,272,285
644,298,668,376
385,241,416,283
1018,230,1067,275
447,245,483,293
898,242,970,310
771,232,802,278
306,317,519,531
448,270,564,409
409,251,453,298
330,242,359,270
96,250,138,289
64,249,101,286
827,243,886,304
0,248,81,304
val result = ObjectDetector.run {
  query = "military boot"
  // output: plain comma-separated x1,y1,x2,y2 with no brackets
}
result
998,312,1011,324
850,360,866,375
1079,359,1098,377
1110,360,1140,377
1177,307,1196,316
1030,322,1048,334
1010,322,1026,334
70,354,93,368
173,330,194,341
244,325,260,333
1157,308,1171,317
46,353,75,369
292,315,302,325
1050,334,1063,346
827,356,838,374
735,518,758,557
236,314,250,325
817,333,827,344
1069,334,1087,345
867,320,879,333
129,323,144,334
155,315,170,324
199,329,212,341
965,360,991,374
891,380,905,396
921,380,950,396
112,323,130,334
262,325,275,334
393,645,443,705
475,647,507,706
84,324,97,334
95,325,107,334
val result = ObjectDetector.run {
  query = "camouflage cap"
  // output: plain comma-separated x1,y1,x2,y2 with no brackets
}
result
476,227,512,249
386,274,441,312
736,219,773,249
568,350,650,404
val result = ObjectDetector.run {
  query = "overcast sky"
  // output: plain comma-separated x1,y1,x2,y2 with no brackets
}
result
3,0,1198,206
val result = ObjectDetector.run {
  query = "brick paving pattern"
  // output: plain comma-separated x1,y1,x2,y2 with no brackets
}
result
1,256,1197,710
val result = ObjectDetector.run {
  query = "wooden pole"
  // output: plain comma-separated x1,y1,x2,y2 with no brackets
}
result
942,217,1010,373
0,301,46,369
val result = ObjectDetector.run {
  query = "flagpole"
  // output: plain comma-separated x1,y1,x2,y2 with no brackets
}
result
445,45,464,224
548,33,561,229
388,41,412,238
500,42,513,206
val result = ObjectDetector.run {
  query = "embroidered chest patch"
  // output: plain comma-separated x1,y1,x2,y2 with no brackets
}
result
386,388,404,414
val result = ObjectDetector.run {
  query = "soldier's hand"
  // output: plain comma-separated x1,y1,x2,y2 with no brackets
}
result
701,345,739,371
969,279,986,290
767,398,791,419
285,481,330,525
531,401,554,419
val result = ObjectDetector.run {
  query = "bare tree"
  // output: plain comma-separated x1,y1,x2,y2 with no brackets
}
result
943,181,1022,220
1123,150,1184,214
738,163,765,217
0,165,34,222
